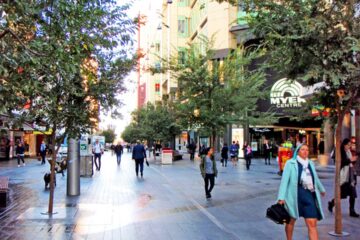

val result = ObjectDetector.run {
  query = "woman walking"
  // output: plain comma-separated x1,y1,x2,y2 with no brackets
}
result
200,147,218,199
278,144,326,240
328,138,359,217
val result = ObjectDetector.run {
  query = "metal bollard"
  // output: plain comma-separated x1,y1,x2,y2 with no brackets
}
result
67,138,80,196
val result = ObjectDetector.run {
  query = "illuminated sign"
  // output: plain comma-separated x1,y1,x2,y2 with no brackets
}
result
270,78,306,108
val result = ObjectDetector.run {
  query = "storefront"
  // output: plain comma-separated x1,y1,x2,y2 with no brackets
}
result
232,78,323,159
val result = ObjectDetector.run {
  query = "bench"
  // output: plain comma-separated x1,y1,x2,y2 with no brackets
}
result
0,176,9,208
173,150,183,161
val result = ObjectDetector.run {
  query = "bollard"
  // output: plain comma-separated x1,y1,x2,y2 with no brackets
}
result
67,138,80,196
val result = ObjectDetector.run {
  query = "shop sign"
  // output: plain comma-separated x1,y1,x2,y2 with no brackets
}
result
270,78,306,108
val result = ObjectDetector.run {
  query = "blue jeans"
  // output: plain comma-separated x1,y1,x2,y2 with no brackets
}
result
116,153,122,165
94,153,102,170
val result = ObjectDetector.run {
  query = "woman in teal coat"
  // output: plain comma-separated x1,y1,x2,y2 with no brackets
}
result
278,144,326,240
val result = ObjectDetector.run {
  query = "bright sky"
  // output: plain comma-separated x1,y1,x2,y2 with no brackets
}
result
99,0,150,141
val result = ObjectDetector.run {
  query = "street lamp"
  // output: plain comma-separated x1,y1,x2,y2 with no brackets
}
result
166,0,172,96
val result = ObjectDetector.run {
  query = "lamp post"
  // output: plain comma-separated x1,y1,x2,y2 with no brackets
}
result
167,0,172,96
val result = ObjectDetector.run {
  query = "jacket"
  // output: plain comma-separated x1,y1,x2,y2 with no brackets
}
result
132,144,146,160
277,158,325,220
200,154,218,178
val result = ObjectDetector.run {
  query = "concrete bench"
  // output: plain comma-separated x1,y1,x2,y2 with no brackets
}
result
173,150,183,161
0,176,9,208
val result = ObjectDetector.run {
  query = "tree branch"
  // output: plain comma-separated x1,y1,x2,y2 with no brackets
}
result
5,28,47,57
0,29,9,40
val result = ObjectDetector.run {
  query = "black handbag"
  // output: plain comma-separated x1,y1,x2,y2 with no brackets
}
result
266,203,290,224
145,159,149,167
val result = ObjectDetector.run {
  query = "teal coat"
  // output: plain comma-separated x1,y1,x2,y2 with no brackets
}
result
277,158,326,220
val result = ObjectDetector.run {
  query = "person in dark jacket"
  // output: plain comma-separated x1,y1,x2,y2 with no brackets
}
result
187,139,197,161
16,142,26,167
114,142,124,165
263,139,272,165
132,140,147,178
328,138,359,217
221,143,229,167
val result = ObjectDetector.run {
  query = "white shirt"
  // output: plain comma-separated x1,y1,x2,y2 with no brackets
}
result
93,142,103,154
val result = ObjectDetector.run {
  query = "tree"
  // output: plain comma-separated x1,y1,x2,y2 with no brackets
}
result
239,0,360,235
100,128,116,144
161,37,273,148
122,103,181,145
0,1,135,214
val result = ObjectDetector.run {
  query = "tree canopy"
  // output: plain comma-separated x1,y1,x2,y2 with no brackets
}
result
0,0,135,214
163,37,273,146
122,103,181,145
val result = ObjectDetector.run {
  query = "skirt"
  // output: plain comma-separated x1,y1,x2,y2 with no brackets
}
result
298,186,321,219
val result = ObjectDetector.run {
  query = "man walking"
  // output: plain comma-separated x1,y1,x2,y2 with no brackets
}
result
132,140,147,178
93,139,104,171
114,142,123,165
263,139,272,165
188,139,196,161
40,140,47,165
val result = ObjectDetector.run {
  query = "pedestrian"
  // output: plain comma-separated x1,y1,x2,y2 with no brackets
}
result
40,140,47,165
92,139,104,171
188,139,196,161
278,144,326,240
221,143,228,167
132,140,147,178
328,138,359,217
16,142,25,167
235,141,240,161
198,144,206,157
114,142,123,165
4,136,10,160
263,139,272,165
245,144,253,170
199,147,218,199
230,141,238,166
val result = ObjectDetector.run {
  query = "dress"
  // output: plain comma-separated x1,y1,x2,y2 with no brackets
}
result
297,162,321,219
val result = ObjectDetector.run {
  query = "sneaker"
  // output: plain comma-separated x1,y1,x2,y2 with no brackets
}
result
23,163,26,166
18,165,20,167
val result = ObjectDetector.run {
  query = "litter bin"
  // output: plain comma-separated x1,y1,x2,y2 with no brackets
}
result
162,149,173,165
80,154,93,177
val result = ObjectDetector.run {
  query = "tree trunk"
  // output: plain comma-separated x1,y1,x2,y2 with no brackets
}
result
211,128,216,149
48,125,57,214
334,113,344,234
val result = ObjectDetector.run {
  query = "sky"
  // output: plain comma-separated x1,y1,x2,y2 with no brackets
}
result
99,0,148,141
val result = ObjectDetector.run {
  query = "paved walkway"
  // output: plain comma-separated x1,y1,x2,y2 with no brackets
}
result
0,152,359,240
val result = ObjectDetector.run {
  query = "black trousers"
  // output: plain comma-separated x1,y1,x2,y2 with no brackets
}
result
245,157,251,170
94,153,102,170
17,154,25,165
41,151,46,164
190,151,195,160
135,158,144,176
264,151,271,164
204,174,215,195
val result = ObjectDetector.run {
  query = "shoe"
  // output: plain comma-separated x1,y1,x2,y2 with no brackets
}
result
206,193,211,199
18,165,20,167
141,173,143,178
328,201,334,213
23,163,25,166
350,211,360,218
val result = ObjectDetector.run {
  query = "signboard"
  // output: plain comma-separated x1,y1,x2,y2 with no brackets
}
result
270,78,306,108
251,142,258,151
80,135,90,156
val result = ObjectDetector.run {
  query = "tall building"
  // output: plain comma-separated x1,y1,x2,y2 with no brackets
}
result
159,0,238,102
